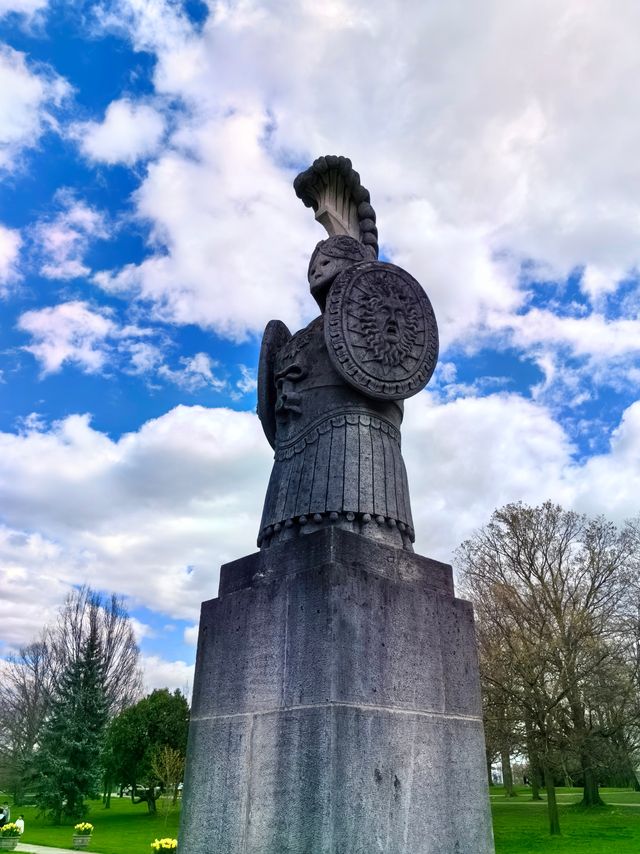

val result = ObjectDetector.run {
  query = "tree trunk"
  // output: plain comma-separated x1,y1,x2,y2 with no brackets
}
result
531,764,542,801
501,749,516,797
543,762,561,836
12,781,24,807
131,785,157,814
486,751,494,787
527,745,543,801
580,758,604,807
560,755,573,789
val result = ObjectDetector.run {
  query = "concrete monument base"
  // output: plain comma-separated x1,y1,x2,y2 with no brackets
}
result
180,527,495,853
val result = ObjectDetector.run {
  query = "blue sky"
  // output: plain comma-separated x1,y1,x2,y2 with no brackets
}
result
1,0,639,692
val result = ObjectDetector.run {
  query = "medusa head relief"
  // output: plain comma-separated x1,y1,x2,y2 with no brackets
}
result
325,261,439,400
359,277,420,371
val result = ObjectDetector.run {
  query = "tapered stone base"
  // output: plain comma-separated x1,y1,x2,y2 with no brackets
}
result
179,528,495,854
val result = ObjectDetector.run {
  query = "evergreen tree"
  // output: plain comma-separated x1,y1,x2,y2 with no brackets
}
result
35,620,108,823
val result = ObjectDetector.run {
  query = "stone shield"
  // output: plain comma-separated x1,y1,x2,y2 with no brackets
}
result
324,261,439,400
257,319,292,449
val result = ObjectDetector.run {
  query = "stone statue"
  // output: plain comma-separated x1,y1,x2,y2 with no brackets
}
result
257,155,439,551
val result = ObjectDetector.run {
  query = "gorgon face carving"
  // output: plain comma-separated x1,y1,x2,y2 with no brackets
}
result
358,281,419,370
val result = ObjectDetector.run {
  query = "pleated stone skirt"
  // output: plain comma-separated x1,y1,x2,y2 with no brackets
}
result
258,411,414,548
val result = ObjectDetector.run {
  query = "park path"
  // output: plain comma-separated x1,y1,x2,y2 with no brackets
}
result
17,844,80,854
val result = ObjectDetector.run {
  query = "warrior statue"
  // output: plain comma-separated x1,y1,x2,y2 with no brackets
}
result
257,155,439,552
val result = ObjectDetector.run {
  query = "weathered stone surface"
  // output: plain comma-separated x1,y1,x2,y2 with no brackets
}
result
180,529,495,853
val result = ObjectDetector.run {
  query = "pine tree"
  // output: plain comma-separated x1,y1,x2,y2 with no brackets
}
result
35,620,108,823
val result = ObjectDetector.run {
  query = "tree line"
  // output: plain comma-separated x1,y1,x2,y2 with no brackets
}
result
458,501,640,836
0,587,189,823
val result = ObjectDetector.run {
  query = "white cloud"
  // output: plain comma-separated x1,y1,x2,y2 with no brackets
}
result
236,364,257,395
0,43,68,173
18,301,117,374
17,299,226,387
18,300,117,374
158,352,227,392
0,525,70,655
125,340,165,375
141,654,194,696
183,624,198,646
404,393,574,560
1,396,640,650
489,308,640,360
0,405,273,650
87,0,640,361
0,223,21,293
0,0,48,18
71,98,166,165
33,191,108,280
93,109,317,340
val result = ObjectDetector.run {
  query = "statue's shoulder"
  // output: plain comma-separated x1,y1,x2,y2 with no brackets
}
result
257,319,292,449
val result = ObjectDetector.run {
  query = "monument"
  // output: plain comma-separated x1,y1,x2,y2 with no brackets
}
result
179,156,495,853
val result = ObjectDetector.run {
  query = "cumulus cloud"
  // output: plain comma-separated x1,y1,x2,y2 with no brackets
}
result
489,308,640,360
71,98,166,165
18,301,118,374
183,623,198,646
0,405,273,649
2,396,640,649
0,524,70,655
158,352,227,392
86,0,640,359
0,0,48,17
0,43,68,173
0,223,21,293
235,364,257,395
141,654,194,696
93,109,317,339
32,191,108,280
16,299,232,389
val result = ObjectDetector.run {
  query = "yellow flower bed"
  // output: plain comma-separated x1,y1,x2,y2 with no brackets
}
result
73,823,94,835
0,823,20,838
150,838,178,851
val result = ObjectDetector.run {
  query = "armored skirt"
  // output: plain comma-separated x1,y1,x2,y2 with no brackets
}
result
257,313,415,550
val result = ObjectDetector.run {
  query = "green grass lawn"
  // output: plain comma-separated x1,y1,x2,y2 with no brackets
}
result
6,796,180,854
7,786,640,852
492,786,640,853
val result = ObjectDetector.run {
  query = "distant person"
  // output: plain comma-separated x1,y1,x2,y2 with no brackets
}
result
1,804,9,822
0,806,6,828
15,816,24,835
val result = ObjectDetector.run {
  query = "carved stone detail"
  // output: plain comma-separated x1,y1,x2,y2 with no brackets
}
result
257,319,292,449
325,261,439,400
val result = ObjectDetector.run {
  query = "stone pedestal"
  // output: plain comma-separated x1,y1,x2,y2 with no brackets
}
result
179,528,495,854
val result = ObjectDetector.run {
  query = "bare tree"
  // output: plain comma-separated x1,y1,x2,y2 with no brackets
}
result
0,641,54,802
458,501,636,818
47,586,142,715
466,566,566,834
150,745,185,821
